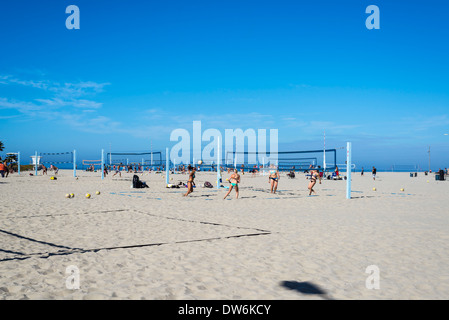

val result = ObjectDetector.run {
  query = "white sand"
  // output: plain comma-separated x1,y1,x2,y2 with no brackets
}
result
0,169,448,300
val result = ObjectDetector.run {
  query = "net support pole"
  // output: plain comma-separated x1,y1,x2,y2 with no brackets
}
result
18,152,21,176
262,157,265,176
346,142,352,200
334,150,337,171
73,149,77,177
165,147,169,185
217,136,221,189
101,149,105,180
234,153,237,169
35,151,38,176
323,130,326,172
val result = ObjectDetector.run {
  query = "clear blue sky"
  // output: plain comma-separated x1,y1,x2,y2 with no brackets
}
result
0,0,448,170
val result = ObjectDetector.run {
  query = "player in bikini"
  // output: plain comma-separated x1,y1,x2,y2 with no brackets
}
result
268,165,280,194
183,167,196,197
308,169,321,196
50,164,59,175
224,169,240,199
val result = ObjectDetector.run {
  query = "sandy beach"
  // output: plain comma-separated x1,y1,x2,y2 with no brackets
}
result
1,169,448,300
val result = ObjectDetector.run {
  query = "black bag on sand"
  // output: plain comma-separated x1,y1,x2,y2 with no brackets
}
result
133,175,148,188
132,175,139,188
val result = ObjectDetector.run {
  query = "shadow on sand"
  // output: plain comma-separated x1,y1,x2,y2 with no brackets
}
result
280,281,334,300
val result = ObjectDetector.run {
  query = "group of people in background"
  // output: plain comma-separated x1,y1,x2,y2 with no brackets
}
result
40,164,58,175
0,161,60,178
4,155,447,199
0,156,19,177
182,163,324,199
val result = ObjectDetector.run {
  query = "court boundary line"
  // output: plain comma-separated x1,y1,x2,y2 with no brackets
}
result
0,232,271,262
0,209,273,263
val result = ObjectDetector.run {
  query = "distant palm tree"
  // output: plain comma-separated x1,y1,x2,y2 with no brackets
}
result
0,141,4,162
5,154,17,164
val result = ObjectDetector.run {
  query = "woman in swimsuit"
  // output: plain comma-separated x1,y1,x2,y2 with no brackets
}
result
268,165,280,194
50,164,59,175
308,170,321,196
224,169,240,199
184,167,196,197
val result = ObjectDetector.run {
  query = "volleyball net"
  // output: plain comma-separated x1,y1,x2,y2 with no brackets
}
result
39,151,74,165
223,149,338,172
107,151,163,169
390,164,419,172
82,159,102,170
38,150,77,176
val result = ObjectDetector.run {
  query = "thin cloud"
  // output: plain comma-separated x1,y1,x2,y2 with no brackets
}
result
0,115,20,120
399,115,449,131
0,74,110,98
35,98,103,109
50,81,110,99
0,74,111,131
0,97,42,112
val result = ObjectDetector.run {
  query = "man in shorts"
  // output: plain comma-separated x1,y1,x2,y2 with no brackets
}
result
113,164,121,177
0,161,6,178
